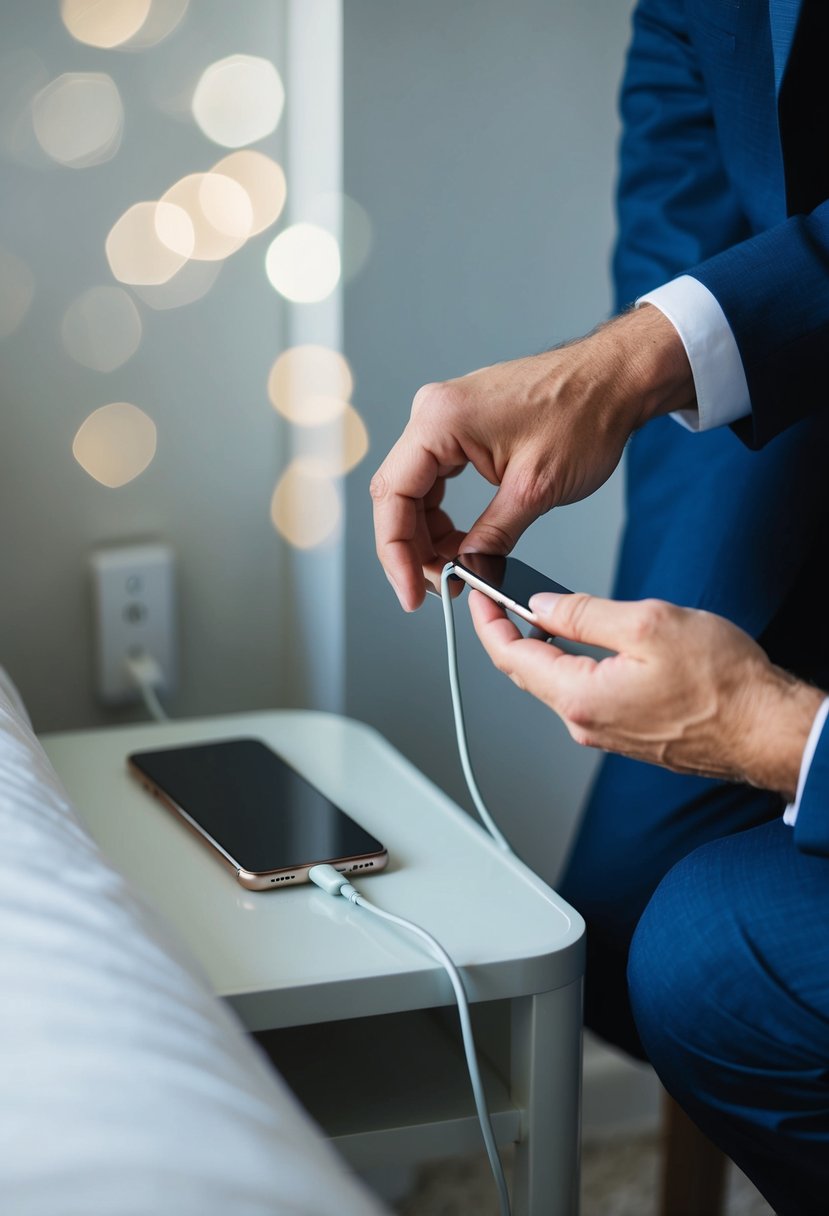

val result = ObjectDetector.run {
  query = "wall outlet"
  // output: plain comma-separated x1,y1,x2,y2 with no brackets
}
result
90,543,177,705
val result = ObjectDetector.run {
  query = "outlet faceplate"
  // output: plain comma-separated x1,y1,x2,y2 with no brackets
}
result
91,543,177,704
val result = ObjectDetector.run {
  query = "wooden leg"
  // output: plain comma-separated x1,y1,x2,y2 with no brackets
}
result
659,1090,727,1216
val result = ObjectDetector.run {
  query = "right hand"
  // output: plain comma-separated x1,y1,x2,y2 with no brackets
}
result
370,305,693,611
470,589,825,799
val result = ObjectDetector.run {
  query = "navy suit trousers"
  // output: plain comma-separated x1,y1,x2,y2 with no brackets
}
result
629,820,829,1216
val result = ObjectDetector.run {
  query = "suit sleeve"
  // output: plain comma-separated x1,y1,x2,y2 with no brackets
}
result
793,718,829,857
613,0,750,309
691,204,829,450
616,1,829,451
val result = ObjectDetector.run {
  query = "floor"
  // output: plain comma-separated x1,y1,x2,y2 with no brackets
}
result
395,1135,775,1215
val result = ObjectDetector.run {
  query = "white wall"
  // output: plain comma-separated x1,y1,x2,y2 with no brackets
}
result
0,0,640,890
0,4,302,731
342,0,637,883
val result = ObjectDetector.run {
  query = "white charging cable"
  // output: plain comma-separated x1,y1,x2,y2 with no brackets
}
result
309,566,523,1215
439,562,513,852
307,863,511,1216
124,651,169,723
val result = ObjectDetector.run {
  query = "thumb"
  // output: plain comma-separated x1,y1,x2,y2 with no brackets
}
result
461,469,543,556
528,591,652,654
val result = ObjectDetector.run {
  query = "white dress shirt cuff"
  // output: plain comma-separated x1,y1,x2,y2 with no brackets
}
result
637,275,752,432
783,696,829,826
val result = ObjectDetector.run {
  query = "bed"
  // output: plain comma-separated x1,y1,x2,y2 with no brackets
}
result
0,666,388,1216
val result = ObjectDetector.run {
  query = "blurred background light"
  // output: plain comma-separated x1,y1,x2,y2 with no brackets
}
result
0,246,35,339
32,72,124,169
191,54,284,148
60,0,152,49
303,404,370,476
131,258,221,311
106,200,193,285
120,0,189,49
212,150,286,236
61,286,142,372
270,458,342,549
267,344,353,425
159,172,253,260
0,50,50,166
306,192,373,282
72,402,157,488
265,223,341,303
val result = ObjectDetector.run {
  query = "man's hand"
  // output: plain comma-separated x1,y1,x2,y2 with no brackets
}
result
370,305,693,611
469,589,825,800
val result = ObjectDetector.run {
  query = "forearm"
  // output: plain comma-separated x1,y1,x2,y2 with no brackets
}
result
581,304,696,429
739,669,826,802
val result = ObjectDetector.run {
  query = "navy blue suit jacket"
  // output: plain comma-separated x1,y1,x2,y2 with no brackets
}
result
611,0,829,853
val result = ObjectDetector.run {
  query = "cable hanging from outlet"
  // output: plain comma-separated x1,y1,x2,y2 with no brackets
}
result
124,652,170,722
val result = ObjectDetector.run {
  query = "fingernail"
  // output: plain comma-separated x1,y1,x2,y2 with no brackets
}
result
529,592,562,615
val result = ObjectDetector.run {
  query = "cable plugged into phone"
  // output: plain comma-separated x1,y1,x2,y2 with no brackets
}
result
307,864,512,1216
439,563,513,852
277,558,558,1215
307,864,356,899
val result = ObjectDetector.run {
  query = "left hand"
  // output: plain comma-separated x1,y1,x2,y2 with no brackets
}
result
468,589,822,798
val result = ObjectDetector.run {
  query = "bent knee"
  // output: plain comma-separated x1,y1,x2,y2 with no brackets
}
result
627,840,737,1066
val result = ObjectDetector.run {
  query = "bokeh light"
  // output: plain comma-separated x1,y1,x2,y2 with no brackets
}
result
0,50,50,167
72,402,157,488
0,246,35,339
60,0,152,49
267,344,353,425
32,72,123,168
131,258,222,311
61,286,142,372
106,200,193,285
304,405,370,476
192,55,284,148
306,192,373,282
212,150,286,236
265,223,341,303
121,0,189,49
159,172,253,261
270,458,342,549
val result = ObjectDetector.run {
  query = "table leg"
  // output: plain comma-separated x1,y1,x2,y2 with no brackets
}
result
510,980,583,1216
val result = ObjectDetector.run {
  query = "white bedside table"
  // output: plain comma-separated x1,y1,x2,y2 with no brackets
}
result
41,710,585,1216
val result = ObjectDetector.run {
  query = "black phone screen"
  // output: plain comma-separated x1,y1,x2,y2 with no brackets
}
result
452,554,572,611
128,737,385,873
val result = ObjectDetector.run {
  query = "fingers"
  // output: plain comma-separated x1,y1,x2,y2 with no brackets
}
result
424,559,466,597
416,500,467,596
371,428,464,611
469,590,574,687
470,589,610,740
462,465,545,557
468,589,524,647
527,591,674,655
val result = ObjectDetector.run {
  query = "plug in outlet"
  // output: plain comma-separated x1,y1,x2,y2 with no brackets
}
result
91,543,177,704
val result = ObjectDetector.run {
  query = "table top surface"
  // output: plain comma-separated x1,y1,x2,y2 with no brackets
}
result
41,710,584,1030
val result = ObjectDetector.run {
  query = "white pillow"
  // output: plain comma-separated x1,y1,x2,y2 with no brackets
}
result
0,668,388,1216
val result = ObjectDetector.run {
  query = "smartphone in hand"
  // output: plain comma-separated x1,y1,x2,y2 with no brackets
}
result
449,554,572,633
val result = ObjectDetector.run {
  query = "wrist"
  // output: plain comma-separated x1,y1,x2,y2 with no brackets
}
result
595,304,697,430
740,671,826,800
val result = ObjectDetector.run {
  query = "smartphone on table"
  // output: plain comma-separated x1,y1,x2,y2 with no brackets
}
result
127,737,388,891
449,554,572,634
